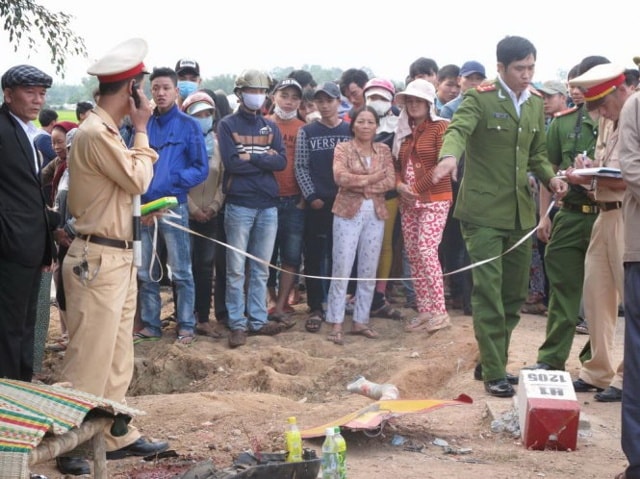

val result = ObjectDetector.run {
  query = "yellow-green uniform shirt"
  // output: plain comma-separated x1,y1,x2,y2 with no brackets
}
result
439,79,556,230
546,105,598,207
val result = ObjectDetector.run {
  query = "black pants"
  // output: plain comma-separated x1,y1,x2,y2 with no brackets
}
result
0,258,41,380
304,202,334,313
190,216,217,322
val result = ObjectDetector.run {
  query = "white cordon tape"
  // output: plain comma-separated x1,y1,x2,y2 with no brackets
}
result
159,200,555,282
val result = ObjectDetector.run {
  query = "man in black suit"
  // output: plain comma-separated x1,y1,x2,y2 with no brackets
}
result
0,64,56,381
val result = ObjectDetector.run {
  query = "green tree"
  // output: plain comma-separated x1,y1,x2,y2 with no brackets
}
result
1,0,86,76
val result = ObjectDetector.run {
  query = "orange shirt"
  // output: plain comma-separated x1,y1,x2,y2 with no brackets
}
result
268,114,305,197
397,118,452,203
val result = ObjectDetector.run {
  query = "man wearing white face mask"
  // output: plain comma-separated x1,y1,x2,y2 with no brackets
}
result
266,79,306,326
217,68,288,348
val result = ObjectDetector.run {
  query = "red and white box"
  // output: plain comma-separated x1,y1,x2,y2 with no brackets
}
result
517,369,580,451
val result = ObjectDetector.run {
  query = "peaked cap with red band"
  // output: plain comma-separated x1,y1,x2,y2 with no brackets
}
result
568,63,625,103
88,38,149,83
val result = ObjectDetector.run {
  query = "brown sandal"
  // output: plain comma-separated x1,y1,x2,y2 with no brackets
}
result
305,311,323,333
327,331,344,345
349,327,379,339
371,303,404,320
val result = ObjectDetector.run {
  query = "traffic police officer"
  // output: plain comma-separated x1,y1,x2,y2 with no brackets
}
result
564,64,629,402
57,38,168,475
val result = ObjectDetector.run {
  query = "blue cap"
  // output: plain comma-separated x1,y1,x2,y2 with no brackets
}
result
314,81,341,99
460,61,486,78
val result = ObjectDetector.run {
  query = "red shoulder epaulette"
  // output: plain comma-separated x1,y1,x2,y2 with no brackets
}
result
476,83,497,93
553,106,579,118
529,86,542,97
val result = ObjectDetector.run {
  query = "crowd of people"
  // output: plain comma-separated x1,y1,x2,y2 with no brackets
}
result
2,34,640,478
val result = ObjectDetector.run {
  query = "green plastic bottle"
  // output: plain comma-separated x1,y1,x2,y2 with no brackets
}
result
333,426,347,479
285,416,303,462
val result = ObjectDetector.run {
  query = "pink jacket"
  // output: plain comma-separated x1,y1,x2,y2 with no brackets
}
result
332,141,396,220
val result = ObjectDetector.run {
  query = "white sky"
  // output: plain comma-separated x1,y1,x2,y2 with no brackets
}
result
1,0,639,86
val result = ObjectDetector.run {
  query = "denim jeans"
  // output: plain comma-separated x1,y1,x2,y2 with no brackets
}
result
224,203,277,331
190,215,217,322
268,195,305,287
138,203,196,335
402,245,416,304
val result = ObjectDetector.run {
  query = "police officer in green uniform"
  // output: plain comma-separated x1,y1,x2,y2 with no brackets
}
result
526,68,599,372
433,35,567,398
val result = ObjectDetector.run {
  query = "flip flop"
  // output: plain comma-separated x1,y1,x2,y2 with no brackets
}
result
305,311,323,333
133,330,161,345
371,303,405,320
349,327,379,339
175,331,197,346
268,312,297,329
327,331,344,345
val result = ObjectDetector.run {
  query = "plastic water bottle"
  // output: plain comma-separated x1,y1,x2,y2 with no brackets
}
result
333,426,347,479
346,375,399,400
322,427,339,479
285,416,303,462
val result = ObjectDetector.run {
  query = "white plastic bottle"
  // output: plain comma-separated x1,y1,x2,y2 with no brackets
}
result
346,375,399,400
333,426,347,479
285,416,303,462
321,427,339,479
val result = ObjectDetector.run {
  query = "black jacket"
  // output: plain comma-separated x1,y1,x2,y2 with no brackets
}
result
0,103,57,267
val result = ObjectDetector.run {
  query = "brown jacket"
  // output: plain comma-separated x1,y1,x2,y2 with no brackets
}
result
332,141,396,220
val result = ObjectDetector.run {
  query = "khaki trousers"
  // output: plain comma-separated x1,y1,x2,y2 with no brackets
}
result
580,209,624,389
61,238,140,450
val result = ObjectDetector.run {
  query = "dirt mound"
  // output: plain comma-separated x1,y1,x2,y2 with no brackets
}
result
33,292,629,479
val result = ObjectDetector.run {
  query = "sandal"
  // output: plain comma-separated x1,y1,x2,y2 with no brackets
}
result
268,312,297,329
305,311,323,333
404,313,432,332
371,302,405,320
327,330,344,345
133,329,161,344
268,305,295,315
249,321,284,336
175,330,197,345
520,302,547,315
46,335,69,352
349,327,379,339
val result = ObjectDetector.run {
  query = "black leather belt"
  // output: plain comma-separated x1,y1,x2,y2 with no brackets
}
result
561,203,599,214
562,201,622,214
596,201,622,212
77,234,132,249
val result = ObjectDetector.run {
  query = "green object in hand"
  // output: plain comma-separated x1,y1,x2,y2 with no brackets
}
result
141,196,178,215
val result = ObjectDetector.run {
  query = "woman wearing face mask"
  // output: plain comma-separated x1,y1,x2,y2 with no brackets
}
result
182,91,225,338
361,79,405,321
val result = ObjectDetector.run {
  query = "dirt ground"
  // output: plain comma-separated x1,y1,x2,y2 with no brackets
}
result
31,286,627,479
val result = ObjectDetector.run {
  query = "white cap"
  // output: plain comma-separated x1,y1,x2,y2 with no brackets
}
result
87,38,149,83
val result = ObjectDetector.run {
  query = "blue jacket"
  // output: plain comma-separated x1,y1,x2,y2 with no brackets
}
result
144,104,208,203
218,108,286,209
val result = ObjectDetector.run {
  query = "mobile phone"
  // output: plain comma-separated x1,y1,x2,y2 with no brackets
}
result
131,81,141,108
